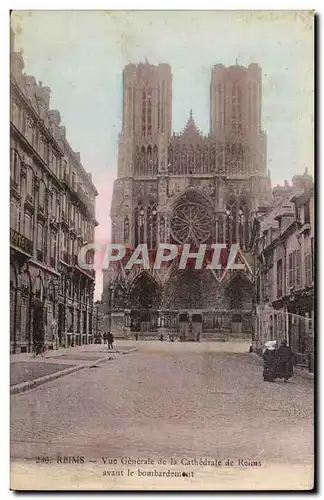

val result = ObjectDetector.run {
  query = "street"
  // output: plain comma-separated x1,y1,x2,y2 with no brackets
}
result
10,341,314,490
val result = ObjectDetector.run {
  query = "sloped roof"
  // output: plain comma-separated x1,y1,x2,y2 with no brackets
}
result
181,110,203,137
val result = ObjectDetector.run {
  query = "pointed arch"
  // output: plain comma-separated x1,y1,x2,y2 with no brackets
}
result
129,271,161,310
134,200,145,247
34,274,44,301
123,216,130,243
159,215,166,243
224,273,253,311
147,145,152,176
153,145,158,174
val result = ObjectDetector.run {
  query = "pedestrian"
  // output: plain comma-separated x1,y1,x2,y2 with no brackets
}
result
135,332,138,341
262,343,277,382
160,332,164,341
107,332,114,350
196,332,200,342
277,340,293,382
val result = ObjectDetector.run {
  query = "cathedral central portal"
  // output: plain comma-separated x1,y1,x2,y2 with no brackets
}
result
103,60,272,340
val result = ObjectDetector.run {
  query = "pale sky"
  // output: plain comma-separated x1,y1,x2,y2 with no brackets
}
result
11,10,314,299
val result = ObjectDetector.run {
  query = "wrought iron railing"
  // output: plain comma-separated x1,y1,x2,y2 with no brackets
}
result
10,228,33,255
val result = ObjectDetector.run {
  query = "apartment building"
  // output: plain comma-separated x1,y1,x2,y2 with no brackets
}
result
250,175,314,371
10,32,99,353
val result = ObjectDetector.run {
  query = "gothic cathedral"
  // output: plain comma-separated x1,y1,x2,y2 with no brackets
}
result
103,61,272,339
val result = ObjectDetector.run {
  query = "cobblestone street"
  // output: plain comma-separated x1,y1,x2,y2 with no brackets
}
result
10,341,314,490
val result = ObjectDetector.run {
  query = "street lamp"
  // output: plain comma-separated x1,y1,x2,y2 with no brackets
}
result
108,285,113,333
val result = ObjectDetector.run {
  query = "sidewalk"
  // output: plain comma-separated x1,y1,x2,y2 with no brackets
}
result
10,342,139,395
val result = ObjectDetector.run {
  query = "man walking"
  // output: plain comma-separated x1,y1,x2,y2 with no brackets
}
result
107,332,114,350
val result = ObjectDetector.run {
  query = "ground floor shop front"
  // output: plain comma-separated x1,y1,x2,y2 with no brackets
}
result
253,288,314,372
10,252,96,354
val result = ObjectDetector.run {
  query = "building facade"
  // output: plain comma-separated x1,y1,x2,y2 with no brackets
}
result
10,33,99,353
103,61,272,339
250,175,314,371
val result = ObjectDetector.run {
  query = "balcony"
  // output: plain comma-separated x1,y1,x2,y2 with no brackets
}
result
10,228,33,256
37,204,46,219
76,185,95,219
25,193,34,206
50,216,58,228
61,211,69,227
37,249,44,262
69,219,76,233
62,251,69,264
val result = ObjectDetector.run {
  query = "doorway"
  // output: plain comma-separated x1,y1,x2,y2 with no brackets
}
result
192,314,202,341
179,313,189,341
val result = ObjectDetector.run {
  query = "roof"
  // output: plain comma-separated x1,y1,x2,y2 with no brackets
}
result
181,110,202,137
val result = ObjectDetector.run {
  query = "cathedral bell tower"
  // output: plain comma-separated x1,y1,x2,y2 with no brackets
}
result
117,61,172,178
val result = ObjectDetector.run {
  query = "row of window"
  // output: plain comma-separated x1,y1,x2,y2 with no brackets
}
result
11,99,95,209
11,102,61,177
258,249,313,303
126,207,251,249
167,143,251,176
10,202,93,267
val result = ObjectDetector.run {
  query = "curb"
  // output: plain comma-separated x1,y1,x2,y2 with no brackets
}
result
10,364,86,395
250,352,314,380
10,346,140,395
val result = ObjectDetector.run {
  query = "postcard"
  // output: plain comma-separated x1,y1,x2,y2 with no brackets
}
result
10,10,314,491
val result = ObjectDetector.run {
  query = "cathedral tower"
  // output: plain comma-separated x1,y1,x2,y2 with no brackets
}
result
117,61,172,178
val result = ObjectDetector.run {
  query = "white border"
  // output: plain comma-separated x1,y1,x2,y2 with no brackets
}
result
3,3,321,499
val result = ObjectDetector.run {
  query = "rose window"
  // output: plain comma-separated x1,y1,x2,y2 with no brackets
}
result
170,202,212,244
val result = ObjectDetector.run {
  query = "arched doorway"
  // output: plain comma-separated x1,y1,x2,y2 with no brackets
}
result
179,312,189,341
10,264,18,352
192,313,203,341
171,267,204,310
130,273,160,335
47,281,56,348
32,276,45,349
20,271,32,352
225,274,253,337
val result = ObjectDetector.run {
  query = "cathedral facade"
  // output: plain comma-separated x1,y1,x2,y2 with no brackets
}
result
102,61,272,339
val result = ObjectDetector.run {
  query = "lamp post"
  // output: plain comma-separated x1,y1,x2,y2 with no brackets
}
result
96,303,99,339
108,285,113,333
